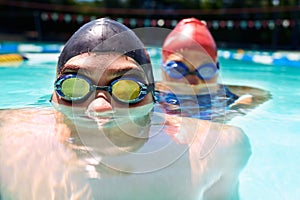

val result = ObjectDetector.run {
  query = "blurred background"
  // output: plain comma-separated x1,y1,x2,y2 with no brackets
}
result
0,0,299,51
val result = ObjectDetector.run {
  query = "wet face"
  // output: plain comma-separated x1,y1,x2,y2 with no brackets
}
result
51,52,154,113
162,49,218,85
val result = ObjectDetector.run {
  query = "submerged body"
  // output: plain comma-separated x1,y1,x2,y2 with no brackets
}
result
0,107,251,200
155,81,270,122
155,82,238,121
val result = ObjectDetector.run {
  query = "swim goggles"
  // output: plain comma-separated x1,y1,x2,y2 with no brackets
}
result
162,61,219,80
54,73,152,104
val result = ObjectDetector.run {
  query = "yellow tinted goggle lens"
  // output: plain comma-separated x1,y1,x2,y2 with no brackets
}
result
112,80,140,101
61,77,90,98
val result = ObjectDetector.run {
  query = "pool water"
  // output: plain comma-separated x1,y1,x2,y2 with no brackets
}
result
1,49,300,199
0,53,58,108
217,57,300,200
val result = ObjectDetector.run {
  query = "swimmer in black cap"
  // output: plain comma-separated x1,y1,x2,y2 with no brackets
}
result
0,18,251,200
51,18,155,113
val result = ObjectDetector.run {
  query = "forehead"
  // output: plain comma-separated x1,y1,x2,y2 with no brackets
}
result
62,52,141,71
168,49,214,64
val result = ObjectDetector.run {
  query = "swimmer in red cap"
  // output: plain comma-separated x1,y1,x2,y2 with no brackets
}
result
161,18,219,85
157,18,253,119
0,18,251,200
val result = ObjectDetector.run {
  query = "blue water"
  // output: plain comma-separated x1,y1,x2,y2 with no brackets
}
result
0,53,58,108
1,49,300,199
218,57,300,200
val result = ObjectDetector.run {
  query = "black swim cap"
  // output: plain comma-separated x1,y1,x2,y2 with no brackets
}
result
57,18,154,88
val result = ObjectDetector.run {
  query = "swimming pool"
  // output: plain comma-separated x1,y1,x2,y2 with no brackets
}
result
1,47,300,199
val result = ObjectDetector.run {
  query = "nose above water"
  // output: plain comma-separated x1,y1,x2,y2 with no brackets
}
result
87,93,113,113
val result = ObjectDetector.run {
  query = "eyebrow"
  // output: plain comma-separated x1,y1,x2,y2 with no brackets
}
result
62,63,143,72
106,67,144,77
108,68,148,83
60,64,80,73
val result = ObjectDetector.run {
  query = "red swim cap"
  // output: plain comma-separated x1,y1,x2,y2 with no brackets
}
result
162,18,217,63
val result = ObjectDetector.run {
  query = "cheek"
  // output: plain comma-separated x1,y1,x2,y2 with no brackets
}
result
206,75,218,84
162,71,170,81
162,71,181,83
51,92,65,105
51,91,92,108
162,72,185,83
